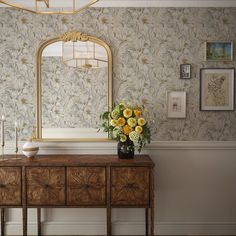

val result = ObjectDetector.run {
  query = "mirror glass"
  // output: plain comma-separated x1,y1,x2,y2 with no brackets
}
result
37,33,112,141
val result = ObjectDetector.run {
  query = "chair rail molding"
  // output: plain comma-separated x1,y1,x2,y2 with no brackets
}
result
2,141,236,155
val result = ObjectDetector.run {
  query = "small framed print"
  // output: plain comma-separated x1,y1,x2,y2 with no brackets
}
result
200,68,235,111
167,91,186,118
205,41,233,61
180,64,191,79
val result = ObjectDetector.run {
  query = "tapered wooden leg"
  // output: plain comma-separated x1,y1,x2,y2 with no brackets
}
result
150,206,154,236
145,208,149,236
1,208,5,236
150,167,155,236
37,208,41,236
22,207,27,236
106,166,111,236
107,206,111,236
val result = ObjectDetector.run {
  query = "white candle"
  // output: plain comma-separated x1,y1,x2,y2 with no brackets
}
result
15,121,18,153
1,115,5,147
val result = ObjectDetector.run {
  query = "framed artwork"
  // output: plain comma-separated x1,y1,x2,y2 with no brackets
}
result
205,41,233,61
180,64,191,79
200,68,235,111
167,91,186,118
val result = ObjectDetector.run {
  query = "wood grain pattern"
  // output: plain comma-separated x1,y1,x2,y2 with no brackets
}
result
67,167,106,205
0,155,155,236
111,167,149,206
0,155,154,167
0,167,21,205
26,167,65,206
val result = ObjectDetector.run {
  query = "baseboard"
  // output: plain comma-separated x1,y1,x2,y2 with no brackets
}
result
4,221,236,235
158,221,236,235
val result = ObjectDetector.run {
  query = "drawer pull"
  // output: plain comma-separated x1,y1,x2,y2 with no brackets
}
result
82,184,92,189
125,183,138,189
44,184,50,188
0,184,5,188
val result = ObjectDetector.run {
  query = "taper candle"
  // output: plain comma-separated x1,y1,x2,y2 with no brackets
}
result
1,115,5,147
15,121,18,154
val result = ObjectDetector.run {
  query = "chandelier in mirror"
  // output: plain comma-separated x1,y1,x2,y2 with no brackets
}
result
62,41,108,69
0,0,99,14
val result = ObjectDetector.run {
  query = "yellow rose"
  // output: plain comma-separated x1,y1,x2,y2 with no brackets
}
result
138,117,146,126
117,117,126,126
134,109,142,117
111,110,119,119
123,125,132,135
129,131,139,142
123,108,132,118
135,126,143,134
110,119,118,127
127,117,137,127
119,102,126,110
119,134,127,142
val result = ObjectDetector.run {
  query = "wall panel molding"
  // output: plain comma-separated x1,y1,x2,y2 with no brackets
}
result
3,141,236,155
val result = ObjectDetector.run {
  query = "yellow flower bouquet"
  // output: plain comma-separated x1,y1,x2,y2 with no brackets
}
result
100,102,151,158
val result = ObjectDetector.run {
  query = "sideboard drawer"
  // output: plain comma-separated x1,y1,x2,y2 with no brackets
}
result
67,167,106,206
26,167,65,206
0,167,21,206
111,167,149,206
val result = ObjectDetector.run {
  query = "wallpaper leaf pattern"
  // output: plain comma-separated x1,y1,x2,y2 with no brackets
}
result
42,57,108,128
0,7,236,141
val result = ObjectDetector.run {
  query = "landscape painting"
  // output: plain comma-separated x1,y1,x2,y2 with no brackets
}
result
205,42,233,61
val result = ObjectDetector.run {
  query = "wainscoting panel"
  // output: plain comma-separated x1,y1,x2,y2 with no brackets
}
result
2,141,236,235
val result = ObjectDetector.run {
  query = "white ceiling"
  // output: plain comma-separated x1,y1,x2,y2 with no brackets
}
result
1,0,236,8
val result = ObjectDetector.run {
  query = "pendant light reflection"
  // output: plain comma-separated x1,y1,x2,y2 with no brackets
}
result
0,0,99,14
62,41,108,69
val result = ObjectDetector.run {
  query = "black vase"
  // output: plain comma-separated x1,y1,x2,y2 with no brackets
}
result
117,139,134,159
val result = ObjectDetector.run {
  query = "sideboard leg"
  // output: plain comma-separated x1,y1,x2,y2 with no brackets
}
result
37,208,41,236
106,166,111,236
1,208,5,236
107,206,111,236
150,168,155,236
22,207,27,236
145,208,149,236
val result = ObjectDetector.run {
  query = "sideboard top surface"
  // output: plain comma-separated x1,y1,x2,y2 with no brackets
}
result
0,155,154,167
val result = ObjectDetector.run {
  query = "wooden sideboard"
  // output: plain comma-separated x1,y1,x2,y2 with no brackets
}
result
0,155,155,236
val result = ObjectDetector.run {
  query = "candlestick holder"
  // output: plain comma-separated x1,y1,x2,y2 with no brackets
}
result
1,144,4,161
1,117,5,161
15,127,22,160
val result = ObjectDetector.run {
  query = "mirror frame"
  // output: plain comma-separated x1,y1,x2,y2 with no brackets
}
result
35,31,113,142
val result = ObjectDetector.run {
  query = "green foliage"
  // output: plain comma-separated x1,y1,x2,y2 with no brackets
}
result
100,102,152,153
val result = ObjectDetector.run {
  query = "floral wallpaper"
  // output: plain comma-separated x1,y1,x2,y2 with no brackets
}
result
0,7,236,141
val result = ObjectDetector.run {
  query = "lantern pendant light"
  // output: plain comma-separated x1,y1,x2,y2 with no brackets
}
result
0,0,99,14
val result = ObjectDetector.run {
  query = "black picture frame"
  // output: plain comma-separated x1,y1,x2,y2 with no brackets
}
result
200,68,235,111
180,64,191,79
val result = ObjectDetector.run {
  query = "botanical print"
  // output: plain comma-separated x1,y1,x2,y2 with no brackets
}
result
0,8,236,141
171,97,182,112
167,92,186,118
206,42,233,61
204,73,229,106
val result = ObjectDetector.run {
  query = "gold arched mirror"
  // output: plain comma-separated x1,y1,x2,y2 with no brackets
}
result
35,31,112,141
